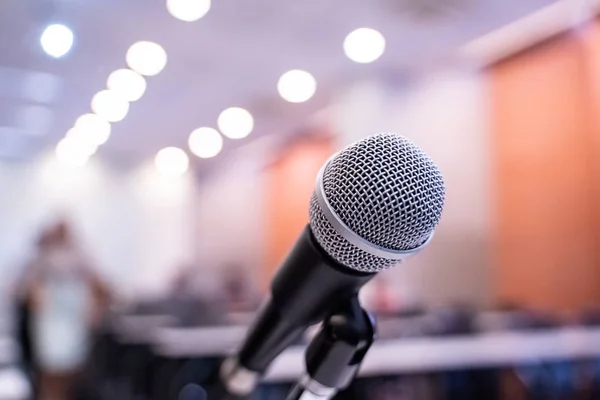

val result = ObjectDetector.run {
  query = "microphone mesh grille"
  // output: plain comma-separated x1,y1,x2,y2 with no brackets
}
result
309,133,445,273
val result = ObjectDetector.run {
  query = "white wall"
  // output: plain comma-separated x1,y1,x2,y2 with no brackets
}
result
191,138,277,296
0,152,196,303
332,68,492,306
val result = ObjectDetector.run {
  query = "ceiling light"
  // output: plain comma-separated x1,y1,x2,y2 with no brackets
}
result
126,41,168,76
217,107,254,139
64,128,99,155
91,90,130,122
344,28,386,63
107,69,147,102
188,127,223,158
55,137,94,167
40,24,74,58
74,114,111,145
277,70,317,103
167,0,211,22
155,147,189,177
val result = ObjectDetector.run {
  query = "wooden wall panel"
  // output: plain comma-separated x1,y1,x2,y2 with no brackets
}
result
262,138,333,288
582,21,600,248
490,34,600,312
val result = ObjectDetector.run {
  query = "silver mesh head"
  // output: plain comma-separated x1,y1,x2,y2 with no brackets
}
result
309,132,445,273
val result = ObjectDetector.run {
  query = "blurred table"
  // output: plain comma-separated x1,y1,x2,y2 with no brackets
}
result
153,325,248,357
152,326,600,383
111,314,178,344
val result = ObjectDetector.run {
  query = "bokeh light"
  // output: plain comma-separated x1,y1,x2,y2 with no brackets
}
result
126,41,168,76
155,147,189,177
73,114,111,145
107,69,147,102
167,0,211,22
344,28,386,63
40,24,74,58
91,90,130,122
55,137,95,167
188,127,223,158
217,107,254,139
277,70,317,103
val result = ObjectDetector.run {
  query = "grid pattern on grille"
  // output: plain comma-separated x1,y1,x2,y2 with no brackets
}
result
308,133,445,273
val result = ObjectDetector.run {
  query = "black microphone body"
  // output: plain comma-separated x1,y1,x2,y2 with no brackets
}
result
238,225,374,373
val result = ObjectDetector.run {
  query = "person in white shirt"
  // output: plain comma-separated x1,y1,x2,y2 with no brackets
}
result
17,220,109,400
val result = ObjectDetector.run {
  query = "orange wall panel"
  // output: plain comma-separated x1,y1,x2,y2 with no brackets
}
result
490,34,600,312
582,21,600,244
262,138,333,288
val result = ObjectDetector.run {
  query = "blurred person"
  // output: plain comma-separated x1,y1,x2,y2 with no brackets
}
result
163,263,227,326
15,220,109,400
220,264,260,314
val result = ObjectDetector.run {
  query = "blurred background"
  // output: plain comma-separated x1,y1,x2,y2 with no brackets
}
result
1,0,600,399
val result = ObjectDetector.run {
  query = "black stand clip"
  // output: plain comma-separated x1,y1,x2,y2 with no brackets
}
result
285,295,376,400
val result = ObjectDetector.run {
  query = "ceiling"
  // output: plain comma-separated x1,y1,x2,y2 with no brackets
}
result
0,0,559,167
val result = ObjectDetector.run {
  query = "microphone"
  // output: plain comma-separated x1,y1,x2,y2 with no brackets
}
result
217,132,445,398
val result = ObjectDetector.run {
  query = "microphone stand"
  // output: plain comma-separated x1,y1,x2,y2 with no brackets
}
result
285,295,376,400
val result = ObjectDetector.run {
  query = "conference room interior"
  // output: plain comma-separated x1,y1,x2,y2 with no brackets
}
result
1,0,600,399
